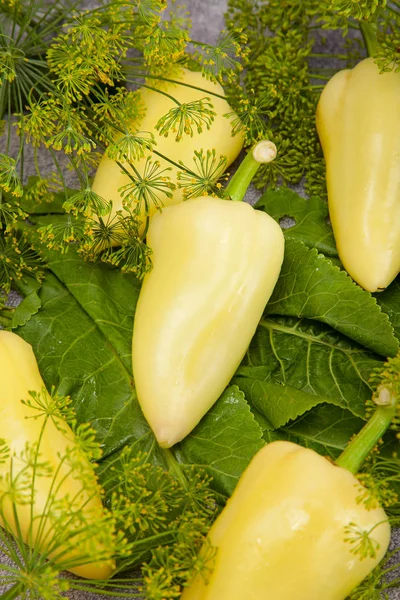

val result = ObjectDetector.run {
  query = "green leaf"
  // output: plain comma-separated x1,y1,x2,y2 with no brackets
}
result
17,270,151,461
256,189,399,357
265,238,398,358
16,248,263,498
235,378,330,430
256,188,337,256
374,278,400,342
8,276,43,329
234,316,383,424
38,251,141,374
175,386,264,498
11,289,41,328
276,404,364,460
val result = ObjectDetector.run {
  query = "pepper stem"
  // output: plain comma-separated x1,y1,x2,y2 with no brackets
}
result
224,140,277,202
359,21,379,57
335,386,397,474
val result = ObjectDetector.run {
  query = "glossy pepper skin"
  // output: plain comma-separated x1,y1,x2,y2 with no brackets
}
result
316,57,400,293
0,331,115,580
132,196,284,447
92,68,244,234
181,441,390,600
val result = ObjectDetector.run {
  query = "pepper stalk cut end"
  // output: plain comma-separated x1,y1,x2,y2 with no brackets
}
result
252,140,277,164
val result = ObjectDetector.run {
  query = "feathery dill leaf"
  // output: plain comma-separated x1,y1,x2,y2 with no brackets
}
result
99,447,219,598
0,387,128,599
63,187,112,217
117,158,175,215
82,213,125,256
348,547,400,599
177,149,228,199
0,387,219,600
224,0,399,197
155,98,216,142
94,209,153,277
37,216,88,254
0,0,245,287
0,234,42,292
331,0,387,20
344,522,383,561
224,0,330,196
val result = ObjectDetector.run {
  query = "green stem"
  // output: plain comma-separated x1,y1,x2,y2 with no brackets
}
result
124,72,228,101
162,448,188,488
0,82,8,122
141,84,181,106
225,141,277,202
336,386,397,474
0,583,24,600
68,585,141,598
359,21,379,57
309,53,350,60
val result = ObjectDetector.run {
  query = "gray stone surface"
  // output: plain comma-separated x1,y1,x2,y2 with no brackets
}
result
1,0,400,598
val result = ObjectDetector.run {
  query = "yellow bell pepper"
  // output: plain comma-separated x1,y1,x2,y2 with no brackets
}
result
180,441,390,600
132,141,284,447
92,68,244,233
316,57,400,293
0,330,115,580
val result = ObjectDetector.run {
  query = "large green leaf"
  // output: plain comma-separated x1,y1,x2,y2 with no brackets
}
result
256,188,337,256
234,316,383,426
275,404,364,460
256,189,398,356
11,277,42,329
16,248,263,498
375,278,400,342
265,239,398,357
175,386,264,498
17,270,152,461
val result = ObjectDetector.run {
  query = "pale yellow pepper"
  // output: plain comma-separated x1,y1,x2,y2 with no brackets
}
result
181,441,390,600
92,68,244,233
0,330,115,579
316,57,400,292
132,142,284,447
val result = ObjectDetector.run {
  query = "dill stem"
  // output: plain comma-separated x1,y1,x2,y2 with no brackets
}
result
0,583,24,600
125,72,228,101
152,149,196,177
162,448,188,488
141,85,181,106
225,141,277,202
309,53,349,60
68,584,141,598
0,83,8,122
335,386,397,474
309,73,336,80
